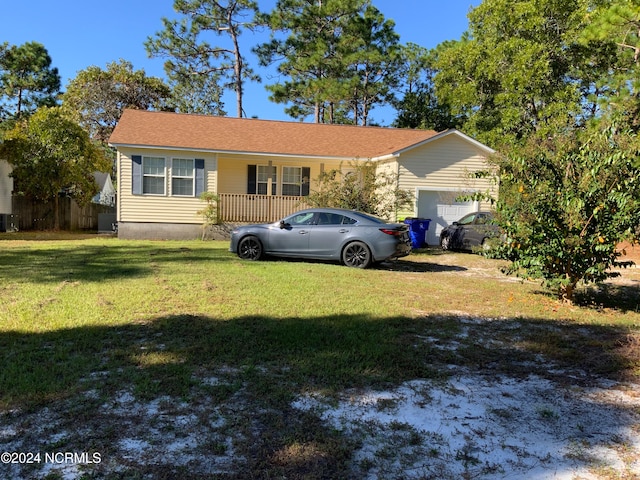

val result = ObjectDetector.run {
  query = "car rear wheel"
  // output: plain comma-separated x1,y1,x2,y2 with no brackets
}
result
238,236,263,261
440,234,451,251
342,241,372,268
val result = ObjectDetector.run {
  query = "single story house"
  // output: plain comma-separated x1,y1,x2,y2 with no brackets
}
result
108,109,496,244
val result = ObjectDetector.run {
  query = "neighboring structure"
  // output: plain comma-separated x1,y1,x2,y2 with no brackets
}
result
109,109,496,243
92,172,116,207
0,159,13,214
0,159,16,232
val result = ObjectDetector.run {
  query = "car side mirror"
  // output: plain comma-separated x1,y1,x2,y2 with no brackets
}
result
279,220,289,229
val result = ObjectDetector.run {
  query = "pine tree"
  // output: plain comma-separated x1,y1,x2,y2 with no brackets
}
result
0,42,61,121
146,0,261,117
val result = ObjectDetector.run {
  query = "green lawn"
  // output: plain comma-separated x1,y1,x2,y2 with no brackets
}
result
1,233,638,478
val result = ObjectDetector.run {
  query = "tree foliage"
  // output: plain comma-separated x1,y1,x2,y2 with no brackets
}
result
339,4,402,126
0,107,112,229
392,42,461,130
63,60,171,142
433,0,602,148
255,0,366,123
488,127,640,302
255,0,400,125
306,160,413,219
146,0,261,117
0,42,61,121
581,0,640,131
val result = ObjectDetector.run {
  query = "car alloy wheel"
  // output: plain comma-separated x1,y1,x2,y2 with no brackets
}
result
342,241,372,268
238,236,263,260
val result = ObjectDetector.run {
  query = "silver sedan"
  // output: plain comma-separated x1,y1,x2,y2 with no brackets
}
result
229,208,411,268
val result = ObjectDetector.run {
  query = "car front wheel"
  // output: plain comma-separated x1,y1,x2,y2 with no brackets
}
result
342,241,372,268
238,236,263,261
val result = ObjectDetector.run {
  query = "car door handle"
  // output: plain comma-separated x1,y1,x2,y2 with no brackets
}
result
339,229,349,233
298,230,308,235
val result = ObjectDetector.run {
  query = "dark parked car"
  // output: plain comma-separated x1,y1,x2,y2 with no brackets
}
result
230,208,411,268
440,211,499,251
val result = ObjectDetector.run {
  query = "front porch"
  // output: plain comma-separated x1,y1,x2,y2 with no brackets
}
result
218,193,310,223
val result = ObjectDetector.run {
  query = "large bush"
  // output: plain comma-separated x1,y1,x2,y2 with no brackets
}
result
490,127,640,302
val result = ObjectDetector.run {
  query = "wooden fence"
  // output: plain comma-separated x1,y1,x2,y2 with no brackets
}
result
11,196,116,231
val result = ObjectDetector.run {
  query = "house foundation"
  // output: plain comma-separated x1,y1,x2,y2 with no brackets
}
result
117,222,242,241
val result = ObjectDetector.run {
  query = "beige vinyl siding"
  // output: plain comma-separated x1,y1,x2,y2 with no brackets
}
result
398,135,495,204
118,148,217,224
118,149,348,224
390,135,496,221
375,158,399,180
398,135,492,190
373,159,402,221
0,160,13,214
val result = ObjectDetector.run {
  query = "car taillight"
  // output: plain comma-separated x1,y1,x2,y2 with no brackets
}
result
379,228,402,236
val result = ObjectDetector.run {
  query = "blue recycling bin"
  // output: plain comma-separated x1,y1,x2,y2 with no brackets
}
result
403,218,431,248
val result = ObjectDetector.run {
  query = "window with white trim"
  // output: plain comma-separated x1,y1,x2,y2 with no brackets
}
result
143,156,166,195
172,158,195,196
257,165,277,195
282,166,302,196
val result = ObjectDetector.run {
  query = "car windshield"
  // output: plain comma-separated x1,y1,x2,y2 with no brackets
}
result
456,214,476,225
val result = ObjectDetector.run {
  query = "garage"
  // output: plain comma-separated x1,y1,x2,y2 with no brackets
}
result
416,189,478,246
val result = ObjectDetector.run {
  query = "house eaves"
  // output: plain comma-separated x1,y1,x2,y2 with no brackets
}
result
390,129,496,156
106,142,365,162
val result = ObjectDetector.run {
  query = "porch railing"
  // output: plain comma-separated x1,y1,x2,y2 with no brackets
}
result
218,193,310,223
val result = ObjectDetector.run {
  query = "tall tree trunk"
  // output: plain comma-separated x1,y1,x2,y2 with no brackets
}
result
228,11,243,118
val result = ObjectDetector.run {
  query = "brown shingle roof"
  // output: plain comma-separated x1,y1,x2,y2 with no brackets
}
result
108,109,439,159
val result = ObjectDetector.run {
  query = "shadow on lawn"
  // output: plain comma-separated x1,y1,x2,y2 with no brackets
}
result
1,313,637,408
527,282,640,313
576,283,640,312
0,313,638,478
375,259,467,273
0,243,234,284
243,255,467,273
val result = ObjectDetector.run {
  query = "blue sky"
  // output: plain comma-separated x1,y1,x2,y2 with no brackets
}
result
4,0,479,125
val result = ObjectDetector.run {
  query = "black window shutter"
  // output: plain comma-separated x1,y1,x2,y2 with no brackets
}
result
195,159,205,196
301,167,311,196
132,155,142,195
247,165,257,194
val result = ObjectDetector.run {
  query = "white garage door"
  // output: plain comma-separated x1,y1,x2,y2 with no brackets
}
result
417,190,477,245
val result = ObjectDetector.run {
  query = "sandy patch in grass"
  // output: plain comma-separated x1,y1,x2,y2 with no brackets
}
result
0,378,244,479
293,373,640,479
1,368,638,479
